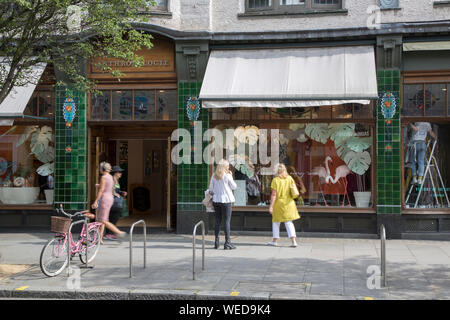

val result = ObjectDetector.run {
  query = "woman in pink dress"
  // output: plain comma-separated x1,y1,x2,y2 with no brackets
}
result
91,162,126,244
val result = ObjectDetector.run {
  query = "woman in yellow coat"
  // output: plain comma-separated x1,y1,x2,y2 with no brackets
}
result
268,164,300,247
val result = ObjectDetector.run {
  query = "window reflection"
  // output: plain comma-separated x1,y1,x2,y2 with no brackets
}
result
134,90,155,120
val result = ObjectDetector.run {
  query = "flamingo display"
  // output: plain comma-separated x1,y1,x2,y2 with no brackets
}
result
324,156,351,207
310,162,329,207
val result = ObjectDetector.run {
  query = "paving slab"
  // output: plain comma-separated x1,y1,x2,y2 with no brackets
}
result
1,232,450,300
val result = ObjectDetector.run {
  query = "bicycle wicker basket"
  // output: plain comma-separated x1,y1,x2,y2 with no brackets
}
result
51,216,72,233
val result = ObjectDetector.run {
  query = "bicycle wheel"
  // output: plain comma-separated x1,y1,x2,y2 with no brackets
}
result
40,236,69,277
79,226,101,264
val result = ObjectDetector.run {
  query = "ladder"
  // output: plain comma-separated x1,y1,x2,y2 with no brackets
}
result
405,140,450,208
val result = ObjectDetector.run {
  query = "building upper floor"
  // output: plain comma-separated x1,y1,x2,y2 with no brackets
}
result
145,0,450,33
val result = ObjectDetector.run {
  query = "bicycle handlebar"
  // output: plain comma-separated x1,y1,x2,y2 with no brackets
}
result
56,204,85,219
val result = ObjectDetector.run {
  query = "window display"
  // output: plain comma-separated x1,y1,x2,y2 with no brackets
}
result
0,125,55,205
210,122,374,208
404,122,450,209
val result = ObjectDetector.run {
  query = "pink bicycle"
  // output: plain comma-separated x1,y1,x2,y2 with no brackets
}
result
39,206,102,277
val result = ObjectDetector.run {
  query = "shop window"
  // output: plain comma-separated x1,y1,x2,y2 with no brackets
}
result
209,103,375,121
403,122,450,209
23,90,55,119
91,90,111,120
403,83,449,117
0,125,55,206
209,121,374,209
90,89,177,121
134,90,155,120
156,90,177,120
112,90,132,120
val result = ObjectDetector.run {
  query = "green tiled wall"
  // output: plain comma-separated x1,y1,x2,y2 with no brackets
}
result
177,81,209,212
376,69,402,214
54,87,88,211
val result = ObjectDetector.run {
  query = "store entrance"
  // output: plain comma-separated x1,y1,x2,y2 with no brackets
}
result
89,126,177,231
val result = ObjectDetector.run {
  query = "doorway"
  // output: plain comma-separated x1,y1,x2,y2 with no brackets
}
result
89,129,177,231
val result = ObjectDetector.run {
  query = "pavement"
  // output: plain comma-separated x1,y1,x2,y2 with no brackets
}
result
1,231,450,300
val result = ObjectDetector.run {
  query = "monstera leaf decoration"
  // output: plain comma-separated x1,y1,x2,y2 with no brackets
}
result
305,123,329,144
343,151,372,175
328,123,355,146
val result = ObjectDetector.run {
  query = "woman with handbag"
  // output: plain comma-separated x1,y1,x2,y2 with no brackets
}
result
104,165,127,241
91,162,127,244
268,164,300,247
209,159,237,250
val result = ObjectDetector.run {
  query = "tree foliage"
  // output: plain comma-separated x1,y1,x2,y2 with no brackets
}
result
0,0,155,104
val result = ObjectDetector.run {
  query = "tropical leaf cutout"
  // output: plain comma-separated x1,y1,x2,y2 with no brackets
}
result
30,126,52,155
328,123,355,146
343,151,371,175
34,146,55,163
345,137,372,153
16,126,37,147
37,163,54,176
305,123,329,144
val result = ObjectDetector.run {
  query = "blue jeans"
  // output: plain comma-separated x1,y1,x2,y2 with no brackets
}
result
411,141,427,177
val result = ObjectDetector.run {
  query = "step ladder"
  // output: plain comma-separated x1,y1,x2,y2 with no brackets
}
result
405,140,450,208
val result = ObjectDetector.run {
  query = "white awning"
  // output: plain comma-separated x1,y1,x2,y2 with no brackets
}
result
0,59,47,124
403,41,450,52
199,46,378,108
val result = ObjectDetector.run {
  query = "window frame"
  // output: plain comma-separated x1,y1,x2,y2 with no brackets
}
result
209,104,377,213
88,88,178,122
401,72,450,213
245,0,342,13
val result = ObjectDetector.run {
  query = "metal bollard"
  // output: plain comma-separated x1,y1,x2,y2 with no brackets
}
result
192,221,205,280
380,224,386,287
129,220,147,278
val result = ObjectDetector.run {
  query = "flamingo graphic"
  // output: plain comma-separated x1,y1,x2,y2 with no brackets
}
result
324,156,351,207
310,161,329,207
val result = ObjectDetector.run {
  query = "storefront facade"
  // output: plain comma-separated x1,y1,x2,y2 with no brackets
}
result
1,20,450,239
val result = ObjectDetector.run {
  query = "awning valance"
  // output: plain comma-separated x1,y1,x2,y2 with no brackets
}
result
199,46,378,108
0,59,47,125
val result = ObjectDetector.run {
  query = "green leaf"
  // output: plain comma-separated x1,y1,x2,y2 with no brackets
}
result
16,126,37,147
345,137,372,153
343,151,371,175
30,126,52,156
305,123,329,144
328,123,355,146
36,162,54,176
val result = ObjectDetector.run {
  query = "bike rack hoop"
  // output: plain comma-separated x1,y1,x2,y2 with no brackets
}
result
129,219,147,278
380,224,386,287
192,220,205,280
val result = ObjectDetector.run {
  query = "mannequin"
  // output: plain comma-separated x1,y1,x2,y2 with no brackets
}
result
409,122,435,185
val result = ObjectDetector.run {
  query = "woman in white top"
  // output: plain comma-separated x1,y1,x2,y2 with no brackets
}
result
209,159,237,250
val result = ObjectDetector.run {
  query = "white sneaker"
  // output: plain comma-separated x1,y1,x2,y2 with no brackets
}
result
267,241,278,246
290,241,298,248
412,176,418,185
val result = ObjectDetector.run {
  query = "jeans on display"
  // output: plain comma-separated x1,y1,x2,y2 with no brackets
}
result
411,140,427,177
213,202,232,245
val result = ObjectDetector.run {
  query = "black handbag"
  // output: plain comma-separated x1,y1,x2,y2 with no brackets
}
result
113,195,123,209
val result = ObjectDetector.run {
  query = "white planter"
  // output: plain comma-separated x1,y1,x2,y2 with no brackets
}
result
354,191,372,208
0,187,40,204
44,189,54,205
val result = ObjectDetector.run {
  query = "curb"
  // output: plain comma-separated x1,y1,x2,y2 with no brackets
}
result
0,287,270,300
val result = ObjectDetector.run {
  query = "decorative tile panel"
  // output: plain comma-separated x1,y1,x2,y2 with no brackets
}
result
54,87,88,211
